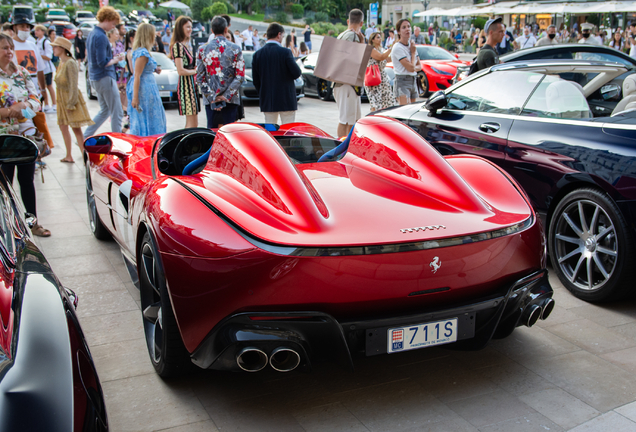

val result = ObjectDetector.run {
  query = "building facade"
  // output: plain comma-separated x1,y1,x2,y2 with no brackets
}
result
381,0,473,25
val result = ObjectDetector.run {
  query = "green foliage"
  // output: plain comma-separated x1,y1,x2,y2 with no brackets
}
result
210,1,228,15
290,3,303,19
274,11,289,24
470,17,486,31
414,22,427,31
0,5,12,22
304,16,314,25
190,0,212,21
223,1,236,13
312,21,345,36
314,11,328,22
64,6,76,16
36,8,47,23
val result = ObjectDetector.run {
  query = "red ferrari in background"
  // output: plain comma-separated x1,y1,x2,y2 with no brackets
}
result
84,117,553,377
387,45,471,96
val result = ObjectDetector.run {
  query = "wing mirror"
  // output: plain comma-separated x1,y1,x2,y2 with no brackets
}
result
425,91,448,115
455,53,460,59
0,135,39,164
84,136,127,158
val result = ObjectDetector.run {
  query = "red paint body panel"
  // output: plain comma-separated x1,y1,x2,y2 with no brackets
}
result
85,119,545,356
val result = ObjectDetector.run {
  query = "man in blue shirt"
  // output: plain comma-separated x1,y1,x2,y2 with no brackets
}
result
85,6,126,137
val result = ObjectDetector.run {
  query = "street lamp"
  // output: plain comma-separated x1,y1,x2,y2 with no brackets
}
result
422,0,430,11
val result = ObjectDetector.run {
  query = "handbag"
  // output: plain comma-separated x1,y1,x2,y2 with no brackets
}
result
22,127,51,159
365,64,381,87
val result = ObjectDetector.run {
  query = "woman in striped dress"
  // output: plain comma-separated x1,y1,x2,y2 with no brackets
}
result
170,16,200,128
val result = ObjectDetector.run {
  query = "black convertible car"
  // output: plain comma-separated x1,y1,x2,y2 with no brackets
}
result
0,136,108,431
379,60,636,302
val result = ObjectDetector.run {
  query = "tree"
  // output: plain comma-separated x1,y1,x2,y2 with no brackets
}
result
202,2,227,21
190,0,212,21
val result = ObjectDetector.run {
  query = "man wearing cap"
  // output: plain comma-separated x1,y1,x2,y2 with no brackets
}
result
579,23,601,45
470,17,504,76
514,26,537,50
11,15,45,94
536,25,559,47
85,6,126,136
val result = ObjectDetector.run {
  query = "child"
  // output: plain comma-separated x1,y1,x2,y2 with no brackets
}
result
51,37,94,163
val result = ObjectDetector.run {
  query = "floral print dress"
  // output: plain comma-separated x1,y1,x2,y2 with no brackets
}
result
364,47,395,111
0,64,41,135
196,35,245,107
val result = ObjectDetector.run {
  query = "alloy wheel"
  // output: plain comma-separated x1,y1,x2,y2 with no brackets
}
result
141,241,164,365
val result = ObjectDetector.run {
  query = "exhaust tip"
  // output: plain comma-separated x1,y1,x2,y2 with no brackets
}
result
236,347,268,372
269,347,301,372
541,298,555,320
525,304,542,328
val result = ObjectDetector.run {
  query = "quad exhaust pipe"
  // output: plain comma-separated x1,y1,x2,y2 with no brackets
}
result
523,298,556,328
236,346,301,372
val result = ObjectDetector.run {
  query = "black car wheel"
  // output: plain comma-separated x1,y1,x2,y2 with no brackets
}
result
86,70,96,100
549,188,635,301
317,79,333,101
139,232,192,377
417,72,429,98
85,161,111,240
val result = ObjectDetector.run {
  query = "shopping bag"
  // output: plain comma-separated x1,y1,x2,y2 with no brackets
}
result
314,34,372,87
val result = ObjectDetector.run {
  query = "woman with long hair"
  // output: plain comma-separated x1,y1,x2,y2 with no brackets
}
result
122,29,136,131
74,29,86,70
284,34,298,57
609,31,624,51
170,15,200,128
127,23,166,136
390,19,421,106
364,32,394,112
51,36,93,163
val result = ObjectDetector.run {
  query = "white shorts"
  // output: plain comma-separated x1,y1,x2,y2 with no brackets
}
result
333,84,362,126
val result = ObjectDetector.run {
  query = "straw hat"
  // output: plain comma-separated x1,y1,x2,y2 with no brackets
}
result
50,36,72,54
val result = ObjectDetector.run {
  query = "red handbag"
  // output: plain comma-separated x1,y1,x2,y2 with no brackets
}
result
364,64,381,87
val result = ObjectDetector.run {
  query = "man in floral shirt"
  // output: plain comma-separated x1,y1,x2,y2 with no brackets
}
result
196,16,245,129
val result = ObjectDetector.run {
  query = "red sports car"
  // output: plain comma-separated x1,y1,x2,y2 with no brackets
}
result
84,117,553,376
387,45,471,96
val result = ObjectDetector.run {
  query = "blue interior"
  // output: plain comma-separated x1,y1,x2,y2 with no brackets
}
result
317,126,354,163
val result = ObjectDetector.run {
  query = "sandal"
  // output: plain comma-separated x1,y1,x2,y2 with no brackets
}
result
31,224,51,237
60,158,75,163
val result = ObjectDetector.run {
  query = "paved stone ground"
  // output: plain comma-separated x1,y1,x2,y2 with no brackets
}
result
28,74,636,432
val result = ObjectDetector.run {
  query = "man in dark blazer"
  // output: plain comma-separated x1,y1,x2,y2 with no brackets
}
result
252,22,302,124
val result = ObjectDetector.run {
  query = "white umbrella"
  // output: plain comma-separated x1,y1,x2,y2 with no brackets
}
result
414,7,447,17
159,0,190,9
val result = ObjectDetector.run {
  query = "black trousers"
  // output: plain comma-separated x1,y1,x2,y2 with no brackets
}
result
1,163,37,216
205,103,239,129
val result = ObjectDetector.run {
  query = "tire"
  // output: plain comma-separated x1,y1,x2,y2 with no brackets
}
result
548,188,635,302
317,79,333,101
139,232,192,377
417,72,429,98
86,70,96,100
85,161,111,240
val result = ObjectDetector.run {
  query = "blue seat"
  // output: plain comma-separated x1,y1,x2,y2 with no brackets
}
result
182,147,212,176
317,126,354,163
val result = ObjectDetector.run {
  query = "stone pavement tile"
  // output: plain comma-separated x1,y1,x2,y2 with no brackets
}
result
535,305,580,328
79,310,144,347
291,402,369,432
449,346,514,371
102,373,210,432
60,272,129,294
36,206,85,225
550,286,590,310
547,318,636,355
91,338,156,382
445,389,536,428
154,420,220,432
523,350,636,412
490,326,579,363
568,412,636,432
402,417,478,432
518,388,599,429
37,220,92,238
47,252,116,277
601,346,636,374
477,412,563,432
416,365,500,403
341,381,459,432
74,287,139,318
568,303,636,328
39,234,105,259
615,400,636,421
477,361,556,397
611,322,636,341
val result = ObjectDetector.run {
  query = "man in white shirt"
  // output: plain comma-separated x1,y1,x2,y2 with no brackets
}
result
629,22,636,59
364,22,376,41
34,24,56,112
536,25,559,47
579,23,602,46
514,26,537,50
11,15,44,98
241,25,254,50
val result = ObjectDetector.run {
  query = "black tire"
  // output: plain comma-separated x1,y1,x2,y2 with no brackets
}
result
85,161,111,240
417,72,429,98
548,188,635,302
139,232,192,377
317,79,333,101
86,70,96,100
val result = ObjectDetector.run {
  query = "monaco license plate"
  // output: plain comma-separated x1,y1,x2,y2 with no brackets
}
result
388,318,458,353
159,91,172,98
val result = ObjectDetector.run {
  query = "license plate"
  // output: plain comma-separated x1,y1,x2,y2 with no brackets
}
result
159,91,171,97
388,318,457,353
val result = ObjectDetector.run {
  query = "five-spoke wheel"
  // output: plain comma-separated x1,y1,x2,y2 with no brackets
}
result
85,161,111,240
549,188,634,301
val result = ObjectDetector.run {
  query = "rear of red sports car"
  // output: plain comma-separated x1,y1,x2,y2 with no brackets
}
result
117,117,554,375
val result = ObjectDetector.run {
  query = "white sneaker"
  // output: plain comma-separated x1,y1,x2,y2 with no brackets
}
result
51,105,57,112
43,105,53,113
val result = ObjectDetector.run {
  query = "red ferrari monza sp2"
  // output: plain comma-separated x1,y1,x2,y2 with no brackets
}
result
84,116,554,376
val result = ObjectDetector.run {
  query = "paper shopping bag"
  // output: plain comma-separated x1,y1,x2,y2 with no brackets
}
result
314,35,373,87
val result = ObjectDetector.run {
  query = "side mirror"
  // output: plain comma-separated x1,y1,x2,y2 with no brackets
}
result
84,135,127,158
0,135,39,164
425,90,448,115
455,53,459,59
